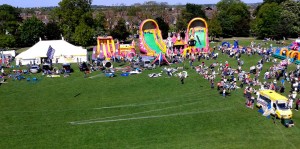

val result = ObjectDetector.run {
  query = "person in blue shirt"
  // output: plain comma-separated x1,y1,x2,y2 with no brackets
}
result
281,78,285,87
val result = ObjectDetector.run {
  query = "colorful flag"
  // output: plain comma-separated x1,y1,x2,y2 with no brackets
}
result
46,45,55,61
159,52,163,65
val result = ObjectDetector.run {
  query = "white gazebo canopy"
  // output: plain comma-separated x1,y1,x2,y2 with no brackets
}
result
16,39,87,65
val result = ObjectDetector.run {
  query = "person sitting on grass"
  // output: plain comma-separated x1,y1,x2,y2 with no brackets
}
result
249,96,255,109
210,79,214,89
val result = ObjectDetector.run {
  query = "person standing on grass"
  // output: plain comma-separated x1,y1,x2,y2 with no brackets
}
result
288,97,293,109
189,59,193,68
292,91,297,100
281,78,285,87
295,98,300,111
223,88,226,98
250,96,255,109
180,74,184,84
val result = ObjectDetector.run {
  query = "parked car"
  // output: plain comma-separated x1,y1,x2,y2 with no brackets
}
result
30,65,41,74
42,63,52,71
62,63,73,73
140,60,152,68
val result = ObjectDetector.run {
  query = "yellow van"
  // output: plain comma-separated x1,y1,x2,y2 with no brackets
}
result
256,90,292,119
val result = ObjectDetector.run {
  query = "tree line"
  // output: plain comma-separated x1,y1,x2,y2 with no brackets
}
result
0,0,299,49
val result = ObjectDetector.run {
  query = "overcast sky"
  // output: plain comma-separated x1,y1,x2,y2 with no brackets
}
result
0,0,263,8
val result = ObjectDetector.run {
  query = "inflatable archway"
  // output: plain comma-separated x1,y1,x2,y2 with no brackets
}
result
290,51,300,60
222,42,230,47
287,50,294,57
185,18,209,53
139,19,166,56
280,48,289,56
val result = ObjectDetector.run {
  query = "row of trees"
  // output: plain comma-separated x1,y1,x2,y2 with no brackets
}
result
174,0,250,39
252,0,300,39
208,0,300,39
0,0,299,49
0,4,66,48
0,0,108,48
178,0,299,40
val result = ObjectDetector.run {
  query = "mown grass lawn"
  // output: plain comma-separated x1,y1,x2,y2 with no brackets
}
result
0,39,299,148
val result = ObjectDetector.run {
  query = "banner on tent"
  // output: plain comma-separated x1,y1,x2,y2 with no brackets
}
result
63,55,75,63
46,46,55,61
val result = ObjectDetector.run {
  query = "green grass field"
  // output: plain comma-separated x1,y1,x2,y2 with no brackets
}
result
1,39,299,148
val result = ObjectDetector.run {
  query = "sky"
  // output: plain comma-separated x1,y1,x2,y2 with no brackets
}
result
0,0,263,8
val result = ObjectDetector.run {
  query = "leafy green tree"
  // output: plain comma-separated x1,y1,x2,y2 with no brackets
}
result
279,0,300,37
0,34,15,48
0,4,21,47
52,0,92,42
0,4,22,35
127,6,142,16
176,9,193,31
45,22,62,40
80,11,94,27
264,0,287,4
94,12,107,36
208,13,222,39
169,24,177,32
217,0,250,37
155,17,169,39
251,3,283,39
110,19,130,41
176,3,206,31
19,17,45,46
72,22,95,47
254,0,287,16
185,3,207,20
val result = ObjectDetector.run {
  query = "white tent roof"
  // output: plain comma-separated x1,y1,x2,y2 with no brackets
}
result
16,39,87,59
2,50,16,57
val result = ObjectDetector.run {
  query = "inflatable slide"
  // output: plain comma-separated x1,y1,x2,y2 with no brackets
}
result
139,19,166,56
92,36,116,60
184,18,209,56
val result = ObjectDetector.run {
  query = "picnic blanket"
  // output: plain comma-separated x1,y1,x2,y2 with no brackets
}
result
47,75,60,78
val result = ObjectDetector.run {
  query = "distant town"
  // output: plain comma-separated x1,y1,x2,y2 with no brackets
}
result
19,2,261,29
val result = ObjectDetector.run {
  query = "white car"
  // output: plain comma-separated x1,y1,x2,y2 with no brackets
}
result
30,65,40,73
130,69,142,75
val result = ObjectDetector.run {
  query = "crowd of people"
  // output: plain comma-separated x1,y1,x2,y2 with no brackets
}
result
1,39,300,112
179,41,300,112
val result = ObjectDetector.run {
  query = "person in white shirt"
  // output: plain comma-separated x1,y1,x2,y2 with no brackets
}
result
264,71,269,79
292,91,297,100
223,88,226,98
293,82,298,92
289,98,294,109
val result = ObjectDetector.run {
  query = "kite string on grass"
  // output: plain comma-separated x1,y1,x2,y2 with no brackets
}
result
70,93,218,124
70,107,233,125
2,88,215,113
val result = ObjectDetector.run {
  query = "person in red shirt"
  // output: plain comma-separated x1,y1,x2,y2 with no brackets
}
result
295,98,300,111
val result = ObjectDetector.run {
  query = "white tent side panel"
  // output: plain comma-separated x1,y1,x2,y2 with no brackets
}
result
56,55,87,64
2,50,16,57
15,39,87,65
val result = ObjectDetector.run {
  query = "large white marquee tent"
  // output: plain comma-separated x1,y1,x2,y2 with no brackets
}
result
15,39,87,65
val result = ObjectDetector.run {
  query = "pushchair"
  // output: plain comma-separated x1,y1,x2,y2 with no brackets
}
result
281,119,294,128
